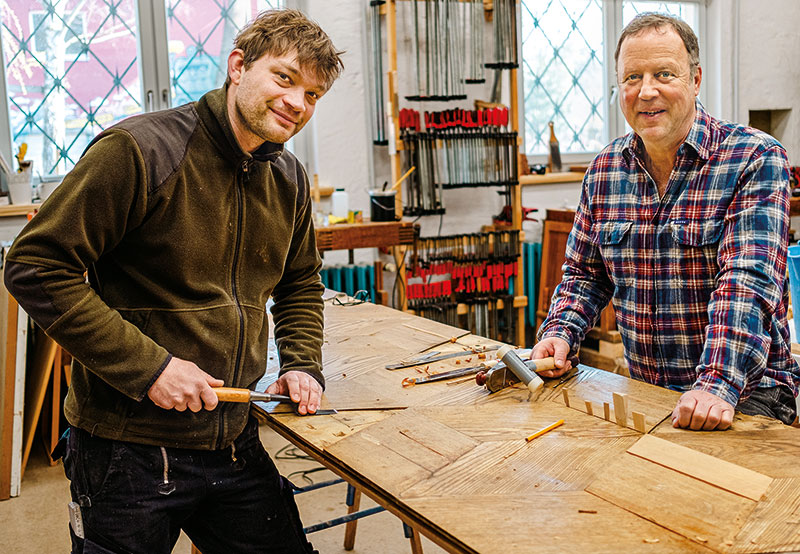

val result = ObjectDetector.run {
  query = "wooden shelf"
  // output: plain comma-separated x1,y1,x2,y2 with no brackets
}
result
0,203,40,217
315,220,417,252
519,171,585,186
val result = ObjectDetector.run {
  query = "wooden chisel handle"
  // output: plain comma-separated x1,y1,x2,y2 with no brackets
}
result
213,387,252,402
529,356,557,372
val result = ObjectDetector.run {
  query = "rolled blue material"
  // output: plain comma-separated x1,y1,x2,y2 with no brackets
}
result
331,265,343,292
788,245,800,341
344,266,355,296
367,265,375,302
356,265,367,294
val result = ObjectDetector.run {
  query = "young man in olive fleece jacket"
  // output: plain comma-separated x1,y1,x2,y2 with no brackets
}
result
4,9,343,554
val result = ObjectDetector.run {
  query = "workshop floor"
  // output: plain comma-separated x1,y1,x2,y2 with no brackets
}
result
0,425,447,554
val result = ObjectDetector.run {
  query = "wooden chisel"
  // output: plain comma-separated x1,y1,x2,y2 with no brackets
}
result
213,387,338,415
214,387,292,403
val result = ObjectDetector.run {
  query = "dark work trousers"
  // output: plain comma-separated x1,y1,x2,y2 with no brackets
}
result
61,416,317,554
737,385,797,425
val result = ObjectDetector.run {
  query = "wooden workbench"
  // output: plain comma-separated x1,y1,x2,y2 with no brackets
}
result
256,299,800,553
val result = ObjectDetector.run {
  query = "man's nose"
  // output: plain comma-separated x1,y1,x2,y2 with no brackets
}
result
284,87,306,113
638,75,658,100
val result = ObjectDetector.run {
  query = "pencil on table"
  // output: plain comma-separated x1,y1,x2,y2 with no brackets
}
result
525,419,564,442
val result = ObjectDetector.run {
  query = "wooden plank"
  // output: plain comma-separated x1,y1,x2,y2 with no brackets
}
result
20,328,58,478
519,171,586,186
632,411,646,433
9,304,27,496
403,492,712,554
329,409,479,475
544,367,676,432
651,420,800,479
628,435,773,502
613,392,628,427
0,292,16,500
587,452,757,550
730,478,800,553
403,405,638,498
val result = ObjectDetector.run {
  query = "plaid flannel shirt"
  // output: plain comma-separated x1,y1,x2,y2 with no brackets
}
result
538,102,800,407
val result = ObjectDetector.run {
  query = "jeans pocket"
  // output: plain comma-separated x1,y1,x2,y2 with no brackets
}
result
73,429,122,500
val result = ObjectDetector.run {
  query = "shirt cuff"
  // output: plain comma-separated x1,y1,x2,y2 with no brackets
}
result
692,371,742,408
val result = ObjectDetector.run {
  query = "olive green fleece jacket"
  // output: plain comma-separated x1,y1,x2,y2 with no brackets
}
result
4,87,325,449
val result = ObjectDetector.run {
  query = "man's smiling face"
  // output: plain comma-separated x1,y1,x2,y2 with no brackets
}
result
227,49,326,152
617,25,701,157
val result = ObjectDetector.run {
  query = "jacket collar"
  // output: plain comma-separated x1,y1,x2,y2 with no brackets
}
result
622,99,712,164
195,86,285,165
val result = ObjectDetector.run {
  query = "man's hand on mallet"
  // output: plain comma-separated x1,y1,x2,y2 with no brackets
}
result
531,337,573,379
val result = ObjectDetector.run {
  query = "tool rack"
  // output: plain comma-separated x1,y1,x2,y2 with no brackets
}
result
379,0,527,346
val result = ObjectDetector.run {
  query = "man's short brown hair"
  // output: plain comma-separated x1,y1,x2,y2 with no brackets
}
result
614,12,700,76
227,9,344,90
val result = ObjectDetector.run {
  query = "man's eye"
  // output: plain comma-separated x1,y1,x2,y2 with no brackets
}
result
657,71,673,79
624,74,641,83
307,91,319,101
277,72,290,82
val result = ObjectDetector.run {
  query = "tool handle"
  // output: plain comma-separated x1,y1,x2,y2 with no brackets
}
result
529,356,557,372
213,387,251,402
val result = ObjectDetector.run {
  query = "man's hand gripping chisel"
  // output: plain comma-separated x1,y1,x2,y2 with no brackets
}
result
213,387,338,415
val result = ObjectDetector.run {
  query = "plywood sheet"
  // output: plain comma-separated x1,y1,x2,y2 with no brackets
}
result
404,492,713,554
586,451,757,551
325,409,479,498
628,434,772,501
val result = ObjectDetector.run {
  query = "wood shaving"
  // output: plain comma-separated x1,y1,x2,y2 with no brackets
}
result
455,360,461,364
465,357,472,362
478,353,486,359
642,538,659,544
401,378,416,388
694,536,707,543
449,336,457,343
341,373,346,378
577,510,597,514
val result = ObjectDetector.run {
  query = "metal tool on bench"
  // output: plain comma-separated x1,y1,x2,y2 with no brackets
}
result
402,359,500,386
386,345,499,370
476,352,579,393
213,387,338,415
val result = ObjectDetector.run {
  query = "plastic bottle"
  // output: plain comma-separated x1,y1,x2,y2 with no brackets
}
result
331,188,349,218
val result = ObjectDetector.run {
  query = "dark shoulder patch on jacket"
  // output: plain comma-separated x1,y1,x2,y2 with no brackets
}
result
272,150,309,209
113,104,199,193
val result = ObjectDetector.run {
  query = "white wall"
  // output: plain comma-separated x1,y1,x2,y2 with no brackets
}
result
736,0,800,163
300,1,800,261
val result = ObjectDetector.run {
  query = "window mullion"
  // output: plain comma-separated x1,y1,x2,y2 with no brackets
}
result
137,0,160,113
150,1,171,111
0,39,13,171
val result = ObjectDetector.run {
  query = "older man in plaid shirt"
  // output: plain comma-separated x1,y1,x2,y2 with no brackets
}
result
534,13,799,431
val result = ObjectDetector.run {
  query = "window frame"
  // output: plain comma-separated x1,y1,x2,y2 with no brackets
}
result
521,0,708,166
0,0,293,178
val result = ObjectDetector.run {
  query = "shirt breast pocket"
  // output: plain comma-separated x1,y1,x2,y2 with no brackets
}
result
669,219,724,275
669,219,724,246
594,221,634,288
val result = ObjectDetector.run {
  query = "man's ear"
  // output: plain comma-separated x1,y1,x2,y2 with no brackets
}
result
227,49,246,86
693,65,702,96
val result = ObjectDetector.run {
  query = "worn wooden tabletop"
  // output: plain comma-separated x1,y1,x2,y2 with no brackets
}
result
256,299,800,554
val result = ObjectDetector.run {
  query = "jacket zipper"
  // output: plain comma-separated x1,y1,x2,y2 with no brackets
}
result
217,159,249,449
